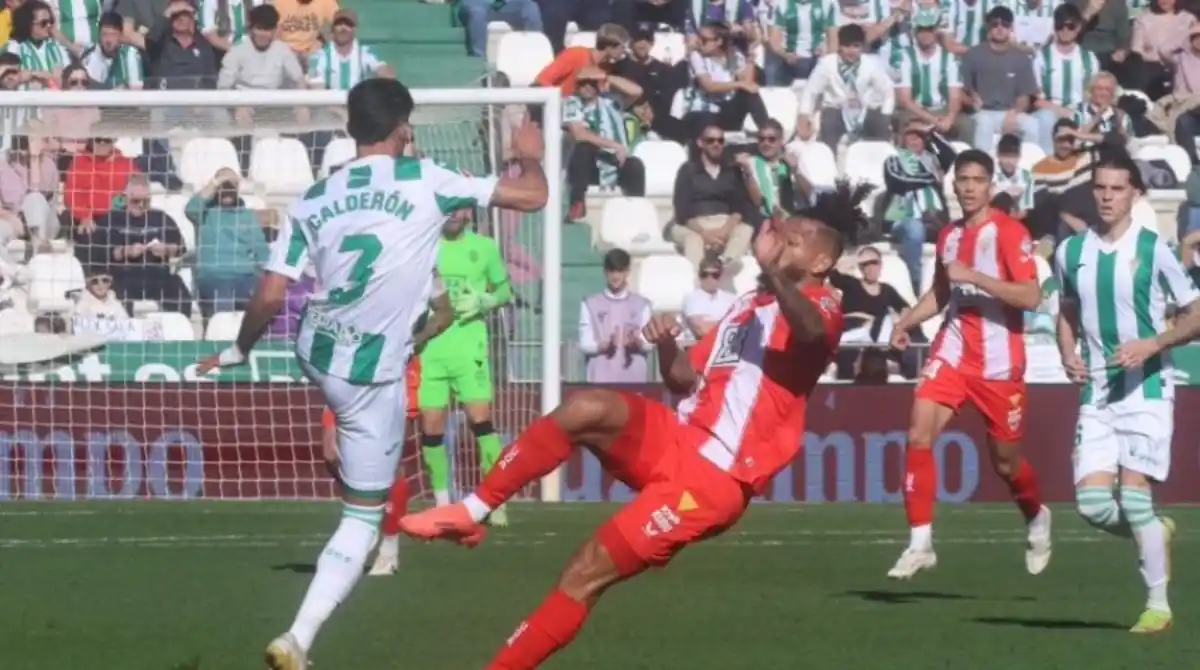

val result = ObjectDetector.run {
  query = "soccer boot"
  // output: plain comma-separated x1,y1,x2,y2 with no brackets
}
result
1025,505,1053,576
887,547,938,580
368,536,401,576
488,504,509,527
398,502,488,547
264,632,306,670
1131,608,1173,634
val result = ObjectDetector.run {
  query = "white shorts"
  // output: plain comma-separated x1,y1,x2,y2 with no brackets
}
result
1073,400,1173,484
300,358,407,496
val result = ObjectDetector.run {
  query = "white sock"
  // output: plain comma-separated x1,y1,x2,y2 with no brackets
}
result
376,534,400,558
909,524,932,551
1138,520,1170,613
288,503,382,651
462,493,492,523
433,490,451,506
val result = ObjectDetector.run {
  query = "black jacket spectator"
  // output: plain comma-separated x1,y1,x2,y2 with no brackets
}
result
146,2,219,89
92,199,193,316
671,156,751,222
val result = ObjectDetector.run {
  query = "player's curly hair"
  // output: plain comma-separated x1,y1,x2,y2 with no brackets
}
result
795,179,873,259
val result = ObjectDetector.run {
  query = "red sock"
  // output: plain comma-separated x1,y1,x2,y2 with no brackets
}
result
475,416,572,509
904,447,936,527
1005,458,1043,522
381,476,409,536
486,589,589,670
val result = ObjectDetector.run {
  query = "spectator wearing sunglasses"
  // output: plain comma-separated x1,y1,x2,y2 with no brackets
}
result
960,7,1039,152
680,21,769,139
64,135,136,243
562,67,647,221
73,268,129,319
734,117,812,224
895,8,970,141
830,246,920,379
680,255,735,340
1032,4,1101,153
6,0,73,86
797,23,893,153
668,120,754,272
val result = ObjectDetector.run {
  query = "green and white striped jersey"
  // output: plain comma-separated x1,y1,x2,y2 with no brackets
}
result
897,44,960,109
5,39,71,72
993,167,1034,211
564,93,629,188
1071,102,1132,137
1010,0,1061,18
51,0,100,47
746,155,791,216
1034,43,1099,106
81,44,143,88
198,0,262,44
307,40,384,90
945,0,993,48
1055,226,1200,407
773,0,830,58
267,155,499,385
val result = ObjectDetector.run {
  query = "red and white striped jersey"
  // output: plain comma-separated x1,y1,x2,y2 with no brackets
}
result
678,284,843,493
929,210,1037,380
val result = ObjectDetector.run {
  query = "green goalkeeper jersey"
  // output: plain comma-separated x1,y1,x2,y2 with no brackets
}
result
422,231,512,360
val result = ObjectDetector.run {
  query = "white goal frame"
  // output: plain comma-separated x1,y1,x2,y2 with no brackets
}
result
2,88,566,502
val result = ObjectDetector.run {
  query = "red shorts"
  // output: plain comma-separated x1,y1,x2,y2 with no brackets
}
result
596,393,750,576
915,358,1027,442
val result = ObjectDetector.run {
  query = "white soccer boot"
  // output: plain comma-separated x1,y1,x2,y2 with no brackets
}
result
264,632,307,670
887,547,938,580
368,535,401,576
1025,505,1052,576
488,504,509,527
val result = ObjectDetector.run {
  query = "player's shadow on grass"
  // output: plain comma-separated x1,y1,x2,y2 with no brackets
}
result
972,616,1125,631
271,562,316,574
841,590,978,605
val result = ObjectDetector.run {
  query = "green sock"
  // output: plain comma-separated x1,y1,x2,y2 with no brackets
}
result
421,445,450,494
478,432,503,474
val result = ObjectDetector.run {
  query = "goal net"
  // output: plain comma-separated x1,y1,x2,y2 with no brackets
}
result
0,88,564,503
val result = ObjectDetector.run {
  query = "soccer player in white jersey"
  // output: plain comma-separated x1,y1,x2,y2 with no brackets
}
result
196,77,549,670
1055,149,1200,634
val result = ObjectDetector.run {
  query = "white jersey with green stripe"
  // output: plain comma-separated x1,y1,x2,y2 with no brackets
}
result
993,167,1034,211
52,0,100,46
307,40,384,90
1034,42,1100,107
1055,226,1200,407
265,155,499,385
897,43,959,110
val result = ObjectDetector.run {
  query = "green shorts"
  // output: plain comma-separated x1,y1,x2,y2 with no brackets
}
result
418,353,493,408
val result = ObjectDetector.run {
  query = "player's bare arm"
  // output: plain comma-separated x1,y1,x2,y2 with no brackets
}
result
490,120,550,212
411,292,454,352
644,315,695,394
1055,294,1088,383
197,271,290,373
1113,297,1200,369
945,260,1040,310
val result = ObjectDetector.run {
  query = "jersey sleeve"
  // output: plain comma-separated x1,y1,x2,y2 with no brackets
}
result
423,159,499,215
264,213,309,281
803,285,845,350
688,326,717,371
1155,239,1200,306
999,221,1038,282
1053,239,1076,301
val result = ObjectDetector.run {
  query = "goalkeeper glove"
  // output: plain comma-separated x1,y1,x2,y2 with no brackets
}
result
453,286,499,320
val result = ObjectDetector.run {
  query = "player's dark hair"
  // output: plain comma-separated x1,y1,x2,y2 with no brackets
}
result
346,78,414,145
1092,145,1147,194
954,149,995,178
99,11,123,30
796,178,872,261
759,118,784,136
996,133,1022,156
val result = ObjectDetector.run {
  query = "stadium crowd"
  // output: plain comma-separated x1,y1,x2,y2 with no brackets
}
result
0,0,1198,385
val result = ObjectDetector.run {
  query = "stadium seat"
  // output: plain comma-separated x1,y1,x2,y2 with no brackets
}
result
732,256,760,295
635,254,696,312
496,32,554,87
115,137,143,158
634,140,688,197
320,138,355,177
250,138,314,193
566,31,595,49
1018,142,1045,171
152,194,194,256
179,137,240,189
1134,144,1191,182
878,252,916,304
26,253,85,311
950,141,971,154
1132,197,1157,231
650,32,687,65
745,87,798,140
843,141,896,190
149,311,196,341
788,141,837,188
598,197,673,253
205,311,244,341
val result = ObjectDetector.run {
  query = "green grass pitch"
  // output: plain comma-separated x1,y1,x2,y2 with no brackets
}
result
2,501,1198,669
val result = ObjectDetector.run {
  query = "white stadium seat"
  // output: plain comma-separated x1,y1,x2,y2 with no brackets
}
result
636,255,696,313
566,31,595,49
843,141,896,190
1134,144,1191,182
206,311,244,341
148,311,196,341
878,252,916,305
26,253,85,311
1018,142,1045,171
633,140,688,197
787,141,837,188
320,138,356,177
745,87,798,140
598,197,672,253
115,137,143,158
1132,197,1157,232
496,32,554,87
250,138,314,193
732,257,760,295
650,32,687,65
179,137,240,189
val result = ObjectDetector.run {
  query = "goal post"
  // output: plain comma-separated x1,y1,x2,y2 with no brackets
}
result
0,87,564,503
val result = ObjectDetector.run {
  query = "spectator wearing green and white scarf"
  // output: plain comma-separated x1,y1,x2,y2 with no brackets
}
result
798,23,894,151
5,0,76,87
306,8,393,91
734,117,814,223
563,68,647,222
681,21,769,138
80,12,143,89
895,7,972,141
766,0,830,85
882,122,955,293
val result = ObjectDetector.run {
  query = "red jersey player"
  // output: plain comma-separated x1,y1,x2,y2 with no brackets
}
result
887,149,1051,580
397,182,869,669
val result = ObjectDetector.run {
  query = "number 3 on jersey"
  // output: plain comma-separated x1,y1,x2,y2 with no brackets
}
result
329,233,382,306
